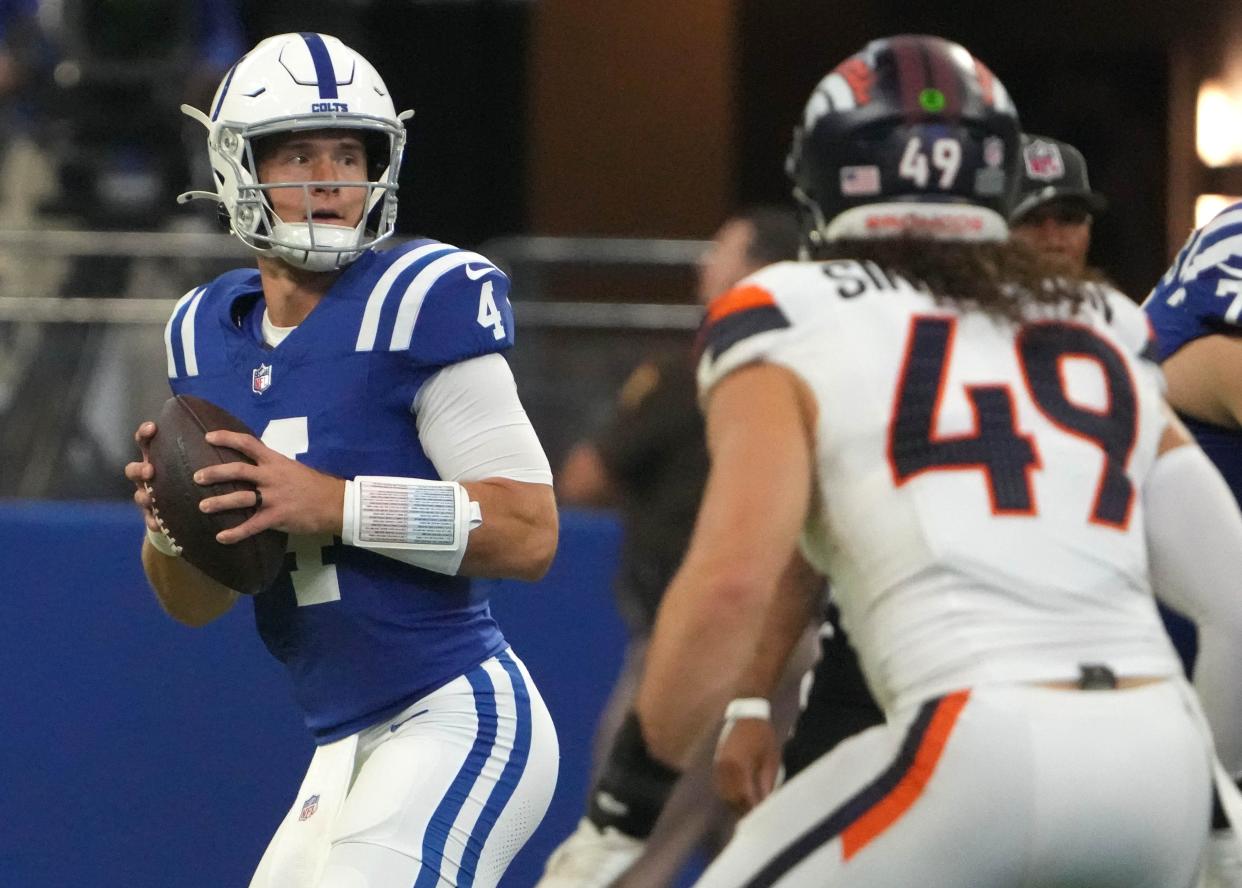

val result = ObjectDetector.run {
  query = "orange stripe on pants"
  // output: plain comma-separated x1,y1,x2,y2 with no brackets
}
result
841,690,971,860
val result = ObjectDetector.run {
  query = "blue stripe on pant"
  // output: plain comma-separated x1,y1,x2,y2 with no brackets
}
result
413,663,499,888
457,651,533,887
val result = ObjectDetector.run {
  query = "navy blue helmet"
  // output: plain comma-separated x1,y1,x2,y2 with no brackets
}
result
788,35,1023,245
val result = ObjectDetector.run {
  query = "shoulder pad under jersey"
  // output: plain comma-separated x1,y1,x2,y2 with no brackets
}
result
163,268,261,380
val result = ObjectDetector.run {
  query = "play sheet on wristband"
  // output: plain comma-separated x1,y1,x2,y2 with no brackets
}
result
357,480,459,549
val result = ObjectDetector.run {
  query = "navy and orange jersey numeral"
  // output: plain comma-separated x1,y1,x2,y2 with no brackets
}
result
1015,322,1138,528
888,316,1040,515
889,315,1139,529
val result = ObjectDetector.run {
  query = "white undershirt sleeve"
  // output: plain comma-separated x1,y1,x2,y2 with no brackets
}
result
1145,442,1242,777
412,353,553,485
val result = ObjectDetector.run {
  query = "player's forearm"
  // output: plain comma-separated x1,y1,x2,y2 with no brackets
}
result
458,478,558,581
142,538,239,627
1144,441,1242,774
1162,337,1242,431
636,558,776,769
636,364,816,768
1195,625,1242,776
733,555,823,699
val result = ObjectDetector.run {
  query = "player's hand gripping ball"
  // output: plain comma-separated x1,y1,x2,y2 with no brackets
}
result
147,395,288,594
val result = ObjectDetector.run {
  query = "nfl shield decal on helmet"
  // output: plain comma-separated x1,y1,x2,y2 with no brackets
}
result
1024,139,1065,181
983,136,1005,169
252,363,273,394
299,794,320,821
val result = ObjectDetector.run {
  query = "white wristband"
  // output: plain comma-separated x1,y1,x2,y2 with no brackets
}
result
723,697,771,722
146,526,182,557
716,697,773,756
342,477,483,575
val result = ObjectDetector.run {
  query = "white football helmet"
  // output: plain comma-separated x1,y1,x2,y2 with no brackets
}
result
180,33,411,272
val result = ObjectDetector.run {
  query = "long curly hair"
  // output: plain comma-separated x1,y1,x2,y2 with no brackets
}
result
811,238,1113,322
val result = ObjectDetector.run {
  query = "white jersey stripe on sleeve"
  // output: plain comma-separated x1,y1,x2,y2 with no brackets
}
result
355,243,455,352
1201,206,1242,241
1183,229,1242,284
388,251,494,352
180,287,207,377
163,287,203,379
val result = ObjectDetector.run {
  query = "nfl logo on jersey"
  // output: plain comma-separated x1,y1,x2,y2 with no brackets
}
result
252,363,273,395
299,794,319,821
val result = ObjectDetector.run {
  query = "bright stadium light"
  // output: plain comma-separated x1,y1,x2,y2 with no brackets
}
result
1197,80,1242,167
1195,193,1242,228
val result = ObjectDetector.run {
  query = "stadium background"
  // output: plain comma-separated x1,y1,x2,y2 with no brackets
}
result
0,0,1238,885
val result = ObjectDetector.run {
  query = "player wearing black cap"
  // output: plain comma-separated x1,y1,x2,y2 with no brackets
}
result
1010,134,1108,274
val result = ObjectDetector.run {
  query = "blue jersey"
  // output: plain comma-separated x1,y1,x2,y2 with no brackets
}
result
1144,203,1242,498
161,239,516,742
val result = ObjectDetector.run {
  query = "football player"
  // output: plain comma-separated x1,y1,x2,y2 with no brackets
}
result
122,33,559,888
629,34,1242,887
708,132,1116,827
1146,200,1242,885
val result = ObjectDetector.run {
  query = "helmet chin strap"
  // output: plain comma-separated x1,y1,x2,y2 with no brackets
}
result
268,220,366,272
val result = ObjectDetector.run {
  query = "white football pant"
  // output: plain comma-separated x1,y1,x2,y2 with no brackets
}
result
696,680,1212,888
249,649,558,888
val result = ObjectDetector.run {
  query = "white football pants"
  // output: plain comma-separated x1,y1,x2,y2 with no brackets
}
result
696,680,1212,888
249,649,558,888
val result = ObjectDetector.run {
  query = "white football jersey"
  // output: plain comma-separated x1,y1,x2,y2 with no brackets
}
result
698,259,1183,712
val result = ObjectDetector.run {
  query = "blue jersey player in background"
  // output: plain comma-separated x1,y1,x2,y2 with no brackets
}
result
123,33,560,888
1145,203,1242,886
1147,204,1242,495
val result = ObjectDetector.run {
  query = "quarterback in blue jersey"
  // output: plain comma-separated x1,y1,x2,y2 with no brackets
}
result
123,33,559,888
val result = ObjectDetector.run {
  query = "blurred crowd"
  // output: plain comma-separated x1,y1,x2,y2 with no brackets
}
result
0,0,528,499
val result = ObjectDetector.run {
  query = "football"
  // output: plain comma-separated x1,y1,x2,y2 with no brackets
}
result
147,395,288,595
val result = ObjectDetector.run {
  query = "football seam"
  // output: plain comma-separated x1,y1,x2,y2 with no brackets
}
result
144,483,184,555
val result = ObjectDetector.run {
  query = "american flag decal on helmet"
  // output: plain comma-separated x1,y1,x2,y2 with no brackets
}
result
841,165,881,196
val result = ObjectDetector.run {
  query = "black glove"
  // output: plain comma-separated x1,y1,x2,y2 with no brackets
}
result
586,711,680,839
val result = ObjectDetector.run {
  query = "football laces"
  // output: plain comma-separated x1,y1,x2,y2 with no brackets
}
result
144,483,184,556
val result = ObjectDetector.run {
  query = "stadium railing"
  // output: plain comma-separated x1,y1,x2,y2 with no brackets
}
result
0,229,707,498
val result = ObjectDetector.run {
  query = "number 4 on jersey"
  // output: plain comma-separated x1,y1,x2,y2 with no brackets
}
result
888,316,1039,514
477,281,506,340
261,417,342,606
